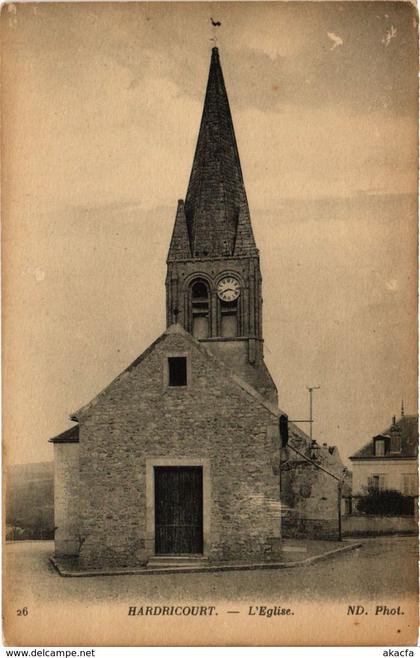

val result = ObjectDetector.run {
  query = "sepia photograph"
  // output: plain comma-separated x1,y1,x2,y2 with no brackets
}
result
2,0,419,647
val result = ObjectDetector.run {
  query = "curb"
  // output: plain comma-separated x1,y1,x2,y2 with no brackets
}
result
49,541,362,578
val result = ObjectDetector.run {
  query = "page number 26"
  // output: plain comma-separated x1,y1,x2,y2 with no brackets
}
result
17,607,28,616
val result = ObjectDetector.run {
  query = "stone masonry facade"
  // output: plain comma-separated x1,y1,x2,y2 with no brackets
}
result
75,327,281,568
280,427,349,540
53,442,80,556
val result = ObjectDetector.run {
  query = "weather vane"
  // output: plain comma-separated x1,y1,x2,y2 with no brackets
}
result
210,17,222,46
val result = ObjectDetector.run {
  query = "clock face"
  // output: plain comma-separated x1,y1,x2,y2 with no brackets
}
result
217,276,241,302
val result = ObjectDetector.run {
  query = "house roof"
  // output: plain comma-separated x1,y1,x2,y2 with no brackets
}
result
349,414,418,460
69,323,283,423
49,424,79,444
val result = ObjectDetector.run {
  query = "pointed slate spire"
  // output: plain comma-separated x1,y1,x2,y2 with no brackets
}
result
167,199,192,260
184,48,258,258
234,206,257,257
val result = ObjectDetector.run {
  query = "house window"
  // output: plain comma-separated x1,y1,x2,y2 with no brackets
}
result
191,280,210,339
401,474,417,496
390,434,401,453
374,439,385,457
168,357,187,387
368,474,386,491
220,299,238,337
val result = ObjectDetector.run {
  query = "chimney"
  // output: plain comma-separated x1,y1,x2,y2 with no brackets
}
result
310,440,320,461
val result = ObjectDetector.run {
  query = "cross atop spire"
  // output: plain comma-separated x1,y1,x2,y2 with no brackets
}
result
181,47,257,259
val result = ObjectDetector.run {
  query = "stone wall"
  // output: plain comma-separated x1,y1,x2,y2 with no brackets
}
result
77,328,281,568
53,443,80,556
342,515,418,536
281,516,339,540
280,426,348,541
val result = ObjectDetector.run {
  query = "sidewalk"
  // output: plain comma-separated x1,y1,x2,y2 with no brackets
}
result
50,538,362,577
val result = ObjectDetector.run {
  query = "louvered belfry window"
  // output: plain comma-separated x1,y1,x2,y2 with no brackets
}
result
191,280,210,339
220,299,238,337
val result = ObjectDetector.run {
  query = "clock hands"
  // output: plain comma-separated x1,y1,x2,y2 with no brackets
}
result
217,276,240,301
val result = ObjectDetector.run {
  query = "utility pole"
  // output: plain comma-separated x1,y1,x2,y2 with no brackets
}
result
307,386,320,441
337,480,343,541
289,385,344,541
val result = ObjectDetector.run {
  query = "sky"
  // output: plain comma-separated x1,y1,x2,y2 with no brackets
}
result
2,1,418,466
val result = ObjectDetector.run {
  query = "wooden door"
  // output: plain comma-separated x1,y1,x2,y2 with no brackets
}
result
154,466,203,555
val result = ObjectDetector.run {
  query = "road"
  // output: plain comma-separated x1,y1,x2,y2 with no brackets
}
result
5,536,418,604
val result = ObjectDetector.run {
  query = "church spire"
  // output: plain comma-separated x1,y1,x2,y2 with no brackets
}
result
165,47,277,403
184,47,257,259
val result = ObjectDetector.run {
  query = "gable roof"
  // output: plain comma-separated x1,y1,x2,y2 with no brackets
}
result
350,414,418,460
49,424,79,444
70,323,283,423
50,324,338,460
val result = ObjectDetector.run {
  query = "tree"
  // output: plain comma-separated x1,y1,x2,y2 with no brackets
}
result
356,488,415,516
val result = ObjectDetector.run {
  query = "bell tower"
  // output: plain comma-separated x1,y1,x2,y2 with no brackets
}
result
166,48,277,404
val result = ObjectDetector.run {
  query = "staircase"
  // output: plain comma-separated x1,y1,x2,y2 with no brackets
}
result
147,555,209,570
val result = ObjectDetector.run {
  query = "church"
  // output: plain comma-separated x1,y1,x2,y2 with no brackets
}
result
51,48,344,569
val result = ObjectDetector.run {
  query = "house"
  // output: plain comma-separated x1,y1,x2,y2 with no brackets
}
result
50,47,347,569
349,412,418,496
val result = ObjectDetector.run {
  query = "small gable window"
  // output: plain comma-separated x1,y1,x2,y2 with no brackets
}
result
168,357,187,387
